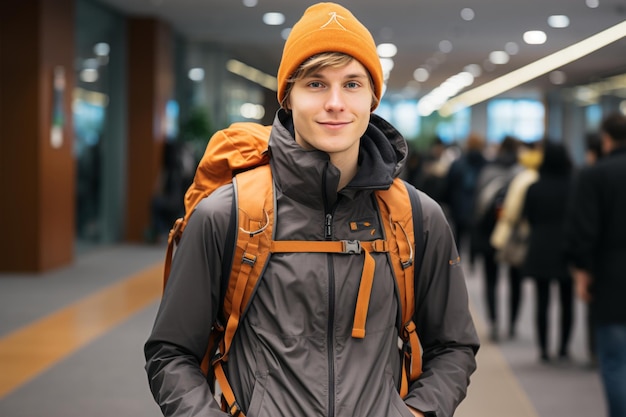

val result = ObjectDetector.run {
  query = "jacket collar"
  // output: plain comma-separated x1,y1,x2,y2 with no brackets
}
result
268,109,408,208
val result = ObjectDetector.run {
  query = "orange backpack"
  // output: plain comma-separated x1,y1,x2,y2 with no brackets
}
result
164,122,424,416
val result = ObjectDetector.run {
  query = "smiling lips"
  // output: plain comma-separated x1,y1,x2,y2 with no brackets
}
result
319,121,350,130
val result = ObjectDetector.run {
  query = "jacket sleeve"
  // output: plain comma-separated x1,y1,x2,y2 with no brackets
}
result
144,185,235,417
404,190,480,417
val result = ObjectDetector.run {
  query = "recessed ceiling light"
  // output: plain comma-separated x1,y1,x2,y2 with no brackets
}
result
548,15,570,28
281,28,292,40
523,30,547,44
439,40,453,53
413,67,430,82
188,68,205,82
263,12,285,26
93,42,110,56
380,58,395,75
242,0,257,7
460,8,475,21
464,64,482,78
586,0,600,8
377,43,398,58
505,42,519,55
549,70,567,85
489,51,510,65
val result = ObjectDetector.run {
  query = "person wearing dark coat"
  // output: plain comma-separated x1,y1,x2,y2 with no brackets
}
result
471,135,522,341
521,141,574,362
444,133,487,257
564,112,626,417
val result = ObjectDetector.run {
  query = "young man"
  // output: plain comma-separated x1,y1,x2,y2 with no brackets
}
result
145,3,479,416
565,112,626,417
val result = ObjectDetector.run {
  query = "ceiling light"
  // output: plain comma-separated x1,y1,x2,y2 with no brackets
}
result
489,51,510,65
242,0,257,7
188,68,205,82
439,20,626,116
83,58,98,69
380,58,395,73
281,28,292,40
439,40,453,53
460,8,475,21
413,68,430,82
226,59,278,91
523,30,547,44
464,64,482,77
548,15,570,28
80,68,98,83
377,43,398,58
505,42,519,55
240,103,265,120
263,12,285,26
93,42,110,56
586,0,600,8
549,70,567,85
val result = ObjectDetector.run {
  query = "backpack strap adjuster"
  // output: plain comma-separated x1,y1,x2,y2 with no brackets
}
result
342,240,362,254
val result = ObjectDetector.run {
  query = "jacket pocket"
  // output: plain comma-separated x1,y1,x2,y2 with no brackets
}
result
245,371,269,417
387,370,417,417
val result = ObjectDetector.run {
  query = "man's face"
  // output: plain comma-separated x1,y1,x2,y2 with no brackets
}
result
287,60,372,161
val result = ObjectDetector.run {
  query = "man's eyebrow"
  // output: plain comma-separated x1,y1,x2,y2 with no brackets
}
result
304,71,368,80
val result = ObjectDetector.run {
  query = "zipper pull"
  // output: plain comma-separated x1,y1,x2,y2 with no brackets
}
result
325,213,333,239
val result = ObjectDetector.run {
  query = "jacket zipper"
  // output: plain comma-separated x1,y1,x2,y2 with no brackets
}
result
324,211,336,417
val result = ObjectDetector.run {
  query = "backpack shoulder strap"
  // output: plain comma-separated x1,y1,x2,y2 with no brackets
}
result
375,178,424,397
213,164,274,417
404,180,424,279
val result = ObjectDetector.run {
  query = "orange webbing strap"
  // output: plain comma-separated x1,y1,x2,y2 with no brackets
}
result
211,165,274,417
351,248,376,338
214,360,245,417
220,165,274,361
376,179,424,394
399,321,423,397
163,218,184,291
270,239,388,338
376,180,416,325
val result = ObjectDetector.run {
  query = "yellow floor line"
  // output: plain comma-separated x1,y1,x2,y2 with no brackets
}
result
0,262,163,399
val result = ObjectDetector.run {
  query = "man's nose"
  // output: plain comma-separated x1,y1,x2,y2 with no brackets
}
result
324,87,346,111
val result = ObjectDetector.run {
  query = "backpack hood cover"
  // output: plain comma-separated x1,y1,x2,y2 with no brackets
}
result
270,109,408,207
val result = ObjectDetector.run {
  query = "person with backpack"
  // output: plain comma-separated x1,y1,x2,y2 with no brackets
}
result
144,3,479,417
471,135,523,342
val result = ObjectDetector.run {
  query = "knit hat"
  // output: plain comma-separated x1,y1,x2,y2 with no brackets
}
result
277,2,383,108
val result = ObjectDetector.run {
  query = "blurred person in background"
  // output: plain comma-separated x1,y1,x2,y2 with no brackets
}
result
414,136,453,204
521,141,574,362
490,140,543,339
471,135,522,341
565,112,626,417
444,133,487,259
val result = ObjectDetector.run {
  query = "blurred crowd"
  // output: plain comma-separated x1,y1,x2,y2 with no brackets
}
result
402,111,626,417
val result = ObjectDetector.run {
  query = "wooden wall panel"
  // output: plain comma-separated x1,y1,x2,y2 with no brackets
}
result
0,0,75,272
125,18,173,242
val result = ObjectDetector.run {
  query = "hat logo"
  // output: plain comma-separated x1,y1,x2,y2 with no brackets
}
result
320,12,347,30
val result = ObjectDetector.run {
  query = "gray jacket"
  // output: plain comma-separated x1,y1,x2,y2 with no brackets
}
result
145,110,479,417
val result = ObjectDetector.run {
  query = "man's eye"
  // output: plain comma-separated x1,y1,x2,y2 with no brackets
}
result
308,81,323,88
346,81,360,89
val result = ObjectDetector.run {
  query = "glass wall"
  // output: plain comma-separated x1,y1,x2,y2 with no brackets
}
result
74,0,126,249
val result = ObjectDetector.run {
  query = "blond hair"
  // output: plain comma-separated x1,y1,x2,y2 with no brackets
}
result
281,52,378,110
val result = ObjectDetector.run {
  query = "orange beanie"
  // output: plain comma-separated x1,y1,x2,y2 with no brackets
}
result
277,2,383,108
